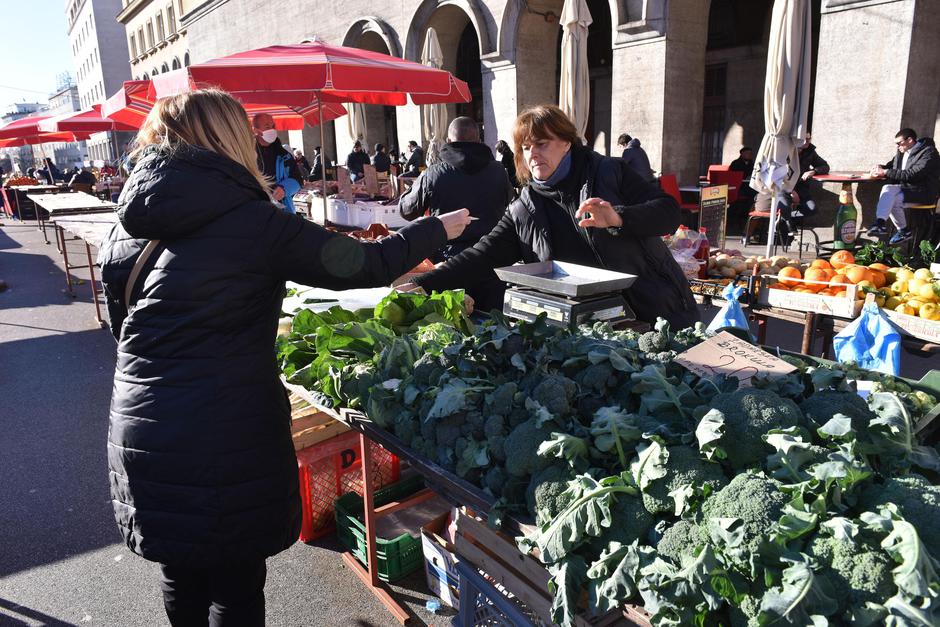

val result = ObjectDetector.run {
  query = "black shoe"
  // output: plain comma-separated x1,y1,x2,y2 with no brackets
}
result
867,219,889,236
889,228,913,245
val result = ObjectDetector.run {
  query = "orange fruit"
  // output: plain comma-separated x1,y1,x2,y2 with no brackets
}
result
811,259,833,270
777,266,803,287
845,266,873,285
770,283,791,291
830,250,856,269
803,268,830,291
869,270,886,288
794,287,815,294
830,274,853,288
869,263,890,274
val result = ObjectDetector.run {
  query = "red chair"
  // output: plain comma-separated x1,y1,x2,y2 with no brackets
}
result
706,169,743,205
658,174,700,220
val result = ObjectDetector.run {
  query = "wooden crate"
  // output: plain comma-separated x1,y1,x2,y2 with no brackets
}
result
757,276,861,319
289,393,349,451
454,510,650,627
883,309,940,343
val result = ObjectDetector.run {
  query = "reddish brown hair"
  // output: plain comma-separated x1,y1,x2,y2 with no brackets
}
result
511,105,580,184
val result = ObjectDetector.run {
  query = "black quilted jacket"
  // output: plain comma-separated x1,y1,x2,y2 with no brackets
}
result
97,144,446,567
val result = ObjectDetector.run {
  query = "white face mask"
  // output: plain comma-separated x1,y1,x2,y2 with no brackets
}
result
260,129,278,143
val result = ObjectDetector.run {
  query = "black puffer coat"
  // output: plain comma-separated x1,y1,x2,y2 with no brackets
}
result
414,145,698,328
97,145,446,568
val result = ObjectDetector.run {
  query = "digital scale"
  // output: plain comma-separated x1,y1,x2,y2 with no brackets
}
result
494,261,639,328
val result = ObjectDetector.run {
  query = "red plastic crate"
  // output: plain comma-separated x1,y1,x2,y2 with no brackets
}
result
296,430,400,542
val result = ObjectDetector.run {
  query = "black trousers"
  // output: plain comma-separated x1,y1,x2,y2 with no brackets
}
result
159,560,267,627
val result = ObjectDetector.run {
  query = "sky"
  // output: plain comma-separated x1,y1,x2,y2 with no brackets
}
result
0,0,75,113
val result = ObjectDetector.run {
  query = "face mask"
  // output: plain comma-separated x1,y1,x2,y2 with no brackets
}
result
261,129,278,143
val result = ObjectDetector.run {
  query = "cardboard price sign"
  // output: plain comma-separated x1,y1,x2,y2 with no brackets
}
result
698,185,728,250
336,167,354,201
362,164,379,197
674,331,796,386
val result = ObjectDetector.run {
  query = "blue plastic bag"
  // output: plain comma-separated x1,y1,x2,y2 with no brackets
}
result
833,302,901,376
706,283,754,340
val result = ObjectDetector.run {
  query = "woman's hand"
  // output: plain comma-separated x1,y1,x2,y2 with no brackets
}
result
437,209,472,240
575,198,623,229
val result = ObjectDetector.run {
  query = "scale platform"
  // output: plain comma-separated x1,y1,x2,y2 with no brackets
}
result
495,261,638,328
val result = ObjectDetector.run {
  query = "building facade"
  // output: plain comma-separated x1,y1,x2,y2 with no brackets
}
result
180,0,938,199
32,81,85,169
117,0,190,81
66,0,133,162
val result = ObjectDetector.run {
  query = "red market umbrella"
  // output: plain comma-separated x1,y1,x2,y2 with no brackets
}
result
0,115,51,140
101,80,347,130
38,105,138,133
0,131,91,147
151,40,472,212
150,41,471,106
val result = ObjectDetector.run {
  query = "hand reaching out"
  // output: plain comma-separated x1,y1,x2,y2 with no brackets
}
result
575,198,623,229
437,208,472,240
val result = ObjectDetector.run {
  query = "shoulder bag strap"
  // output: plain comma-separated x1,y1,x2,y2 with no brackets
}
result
124,239,161,309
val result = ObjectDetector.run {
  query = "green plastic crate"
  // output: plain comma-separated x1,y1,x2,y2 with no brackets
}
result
335,474,426,582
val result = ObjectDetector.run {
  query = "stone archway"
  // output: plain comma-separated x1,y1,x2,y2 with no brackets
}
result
340,17,402,163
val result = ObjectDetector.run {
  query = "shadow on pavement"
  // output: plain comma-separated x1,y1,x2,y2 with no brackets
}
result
0,329,118,579
0,598,76,626
0,226,24,250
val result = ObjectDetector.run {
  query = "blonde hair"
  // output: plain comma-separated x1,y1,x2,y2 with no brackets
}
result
511,105,580,185
131,89,269,193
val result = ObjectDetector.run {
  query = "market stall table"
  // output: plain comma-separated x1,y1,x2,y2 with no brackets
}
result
7,185,65,241
32,194,118,326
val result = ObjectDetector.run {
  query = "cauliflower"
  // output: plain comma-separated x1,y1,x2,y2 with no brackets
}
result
710,388,804,469
641,445,729,515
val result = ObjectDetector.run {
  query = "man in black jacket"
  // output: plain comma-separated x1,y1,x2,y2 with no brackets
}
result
617,133,655,182
345,141,371,182
402,140,425,177
372,143,391,174
792,133,830,218
400,117,514,308
868,128,940,244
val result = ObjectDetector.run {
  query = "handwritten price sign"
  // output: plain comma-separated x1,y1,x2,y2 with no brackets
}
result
674,331,796,386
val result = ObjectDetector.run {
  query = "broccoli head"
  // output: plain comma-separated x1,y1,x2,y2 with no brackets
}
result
483,466,508,496
806,533,895,610
589,491,654,551
701,471,789,557
503,418,557,477
800,390,875,430
857,473,940,558
710,388,804,469
532,374,578,416
485,382,518,416
727,593,763,627
641,445,729,515
525,464,576,525
638,329,670,355
656,519,703,566
575,362,618,394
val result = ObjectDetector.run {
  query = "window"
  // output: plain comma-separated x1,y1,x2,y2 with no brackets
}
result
138,28,145,53
184,52,190,66
146,20,154,49
156,13,165,41
143,73,149,80
130,34,137,57
161,62,169,73
171,57,181,70
167,4,176,34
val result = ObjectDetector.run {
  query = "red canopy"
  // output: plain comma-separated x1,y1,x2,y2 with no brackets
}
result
101,80,346,130
0,115,51,140
0,131,91,147
150,41,472,106
38,105,138,134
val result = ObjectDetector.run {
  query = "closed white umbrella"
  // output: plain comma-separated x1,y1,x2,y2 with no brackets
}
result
751,0,813,258
421,28,448,164
347,102,368,144
558,0,592,141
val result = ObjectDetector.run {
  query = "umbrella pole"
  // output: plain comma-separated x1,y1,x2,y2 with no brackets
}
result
319,95,328,223
766,190,782,259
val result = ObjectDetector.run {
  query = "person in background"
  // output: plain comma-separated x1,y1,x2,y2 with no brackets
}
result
400,117,514,310
404,105,698,328
345,140,370,182
616,133,655,182
68,166,97,194
791,133,829,218
372,143,391,174
495,140,518,188
868,128,940,244
310,146,323,181
292,149,311,179
402,140,425,177
251,113,303,213
728,146,758,231
97,89,470,627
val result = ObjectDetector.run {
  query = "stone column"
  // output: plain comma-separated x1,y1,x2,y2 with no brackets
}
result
481,62,518,148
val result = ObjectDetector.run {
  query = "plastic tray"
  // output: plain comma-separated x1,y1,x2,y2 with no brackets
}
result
335,474,427,582
493,261,637,297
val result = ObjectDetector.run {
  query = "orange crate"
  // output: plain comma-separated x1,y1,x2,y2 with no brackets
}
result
295,430,400,542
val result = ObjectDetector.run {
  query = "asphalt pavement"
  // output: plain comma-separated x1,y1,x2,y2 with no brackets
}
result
1,219,937,627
